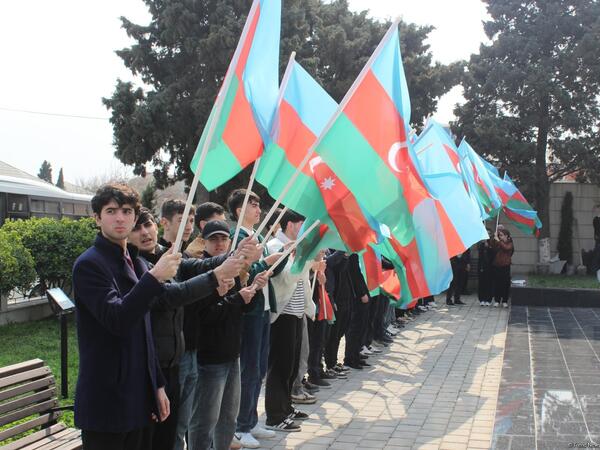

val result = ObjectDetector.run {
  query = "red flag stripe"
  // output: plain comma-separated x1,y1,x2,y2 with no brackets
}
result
276,100,316,177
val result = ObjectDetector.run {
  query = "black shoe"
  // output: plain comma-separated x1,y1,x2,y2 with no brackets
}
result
288,409,309,420
308,377,331,389
319,370,336,380
454,299,466,305
359,360,372,367
345,361,363,370
302,379,321,393
265,418,301,432
446,300,454,306
333,364,350,373
359,353,368,360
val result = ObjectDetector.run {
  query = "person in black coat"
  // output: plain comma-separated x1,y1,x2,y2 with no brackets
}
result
477,229,495,306
72,184,182,450
445,249,471,306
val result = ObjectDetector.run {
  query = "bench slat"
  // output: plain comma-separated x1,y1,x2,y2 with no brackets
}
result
19,428,81,450
0,377,55,403
0,360,45,378
0,387,57,416
0,367,53,390
1,424,66,450
0,399,59,429
0,412,59,442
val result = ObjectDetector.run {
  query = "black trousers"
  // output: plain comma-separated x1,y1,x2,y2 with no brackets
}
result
82,427,152,450
307,319,327,380
265,314,302,424
492,266,511,303
324,305,349,369
150,365,180,450
478,269,493,301
373,295,388,341
363,295,382,347
344,298,369,365
446,267,468,302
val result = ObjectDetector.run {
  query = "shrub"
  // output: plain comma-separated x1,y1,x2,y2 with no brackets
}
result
2,217,97,293
0,230,36,295
557,191,574,266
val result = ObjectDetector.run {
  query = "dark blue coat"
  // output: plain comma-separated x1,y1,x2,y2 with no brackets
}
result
72,234,166,433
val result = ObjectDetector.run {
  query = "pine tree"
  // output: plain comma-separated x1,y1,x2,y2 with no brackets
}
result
56,168,65,190
454,0,600,239
37,161,53,183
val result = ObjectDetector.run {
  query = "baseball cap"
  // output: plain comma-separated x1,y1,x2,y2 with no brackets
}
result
202,220,231,239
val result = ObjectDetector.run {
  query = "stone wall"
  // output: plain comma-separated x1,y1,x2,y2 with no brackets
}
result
497,181,599,274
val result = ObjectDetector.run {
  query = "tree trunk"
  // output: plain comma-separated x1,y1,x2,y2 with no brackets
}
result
535,94,551,240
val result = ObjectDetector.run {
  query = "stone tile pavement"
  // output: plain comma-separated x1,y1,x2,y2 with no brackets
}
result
253,296,509,449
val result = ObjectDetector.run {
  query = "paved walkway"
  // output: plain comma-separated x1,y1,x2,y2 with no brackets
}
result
493,306,600,450
254,296,509,449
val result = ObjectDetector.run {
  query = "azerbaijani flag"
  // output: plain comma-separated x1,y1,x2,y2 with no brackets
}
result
191,0,281,191
457,139,502,220
313,22,466,263
291,222,339,274
258,61,383,253
414,120,488,249
358,246,384,296
489,171,542,235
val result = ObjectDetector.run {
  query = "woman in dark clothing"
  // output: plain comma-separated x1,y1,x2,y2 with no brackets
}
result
491,228,514,307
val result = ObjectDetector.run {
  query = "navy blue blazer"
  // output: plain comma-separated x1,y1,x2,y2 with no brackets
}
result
72,234,166,433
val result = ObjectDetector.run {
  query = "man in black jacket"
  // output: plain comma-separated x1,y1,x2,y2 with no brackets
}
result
188,220,269,450
129,209,252,450
72,184,181,450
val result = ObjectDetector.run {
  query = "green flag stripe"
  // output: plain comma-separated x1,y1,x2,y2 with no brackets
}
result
257,142,327,220
317,113,413,245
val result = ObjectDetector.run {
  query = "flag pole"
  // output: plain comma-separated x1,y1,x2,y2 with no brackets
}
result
172,0,260,253
267,219,320,273
253,19,401,237
231,51,297,249
263,206,288,242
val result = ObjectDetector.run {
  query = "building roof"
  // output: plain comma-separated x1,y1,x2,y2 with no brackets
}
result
0,161,91,202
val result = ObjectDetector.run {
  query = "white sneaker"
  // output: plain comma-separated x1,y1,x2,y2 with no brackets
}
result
251,425,276,439
235,432,260,448
369,344,383,354
493,301,499,307
418,305,428,311
502,302,509,308
429,301,438,308
480,301,485,306
485,301,492,306
386,325,398,335
361,345,373,355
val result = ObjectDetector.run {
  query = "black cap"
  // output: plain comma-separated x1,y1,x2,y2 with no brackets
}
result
202,220,231,239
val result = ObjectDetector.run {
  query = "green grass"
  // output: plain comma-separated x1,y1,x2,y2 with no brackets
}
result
0,315,79,429
526,274,600,290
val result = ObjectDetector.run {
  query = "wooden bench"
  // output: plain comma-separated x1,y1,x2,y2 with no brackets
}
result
0,359,81,450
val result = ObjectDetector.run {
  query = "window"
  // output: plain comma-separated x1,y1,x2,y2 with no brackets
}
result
62,203,75,215
74,203,89,215
7,194,28,213
31,199,44,212
44,201,59,213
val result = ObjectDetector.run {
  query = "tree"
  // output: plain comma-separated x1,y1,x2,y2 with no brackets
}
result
454,0,600,240
104,0,461,206
56,168,65,190
140,179,157,213
37,160,53,183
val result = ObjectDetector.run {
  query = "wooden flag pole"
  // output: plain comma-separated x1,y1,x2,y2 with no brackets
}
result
230,158,261,251
263,206,288,242
172,0,259,253
231,51,297,250
267,219,320,274
254,19,401,238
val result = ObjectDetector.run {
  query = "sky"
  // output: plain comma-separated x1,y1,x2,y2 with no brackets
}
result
0,0,489,185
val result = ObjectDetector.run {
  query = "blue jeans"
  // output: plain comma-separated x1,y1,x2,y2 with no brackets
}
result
174,350,198,450
236,310,270,433
188,359,240,450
